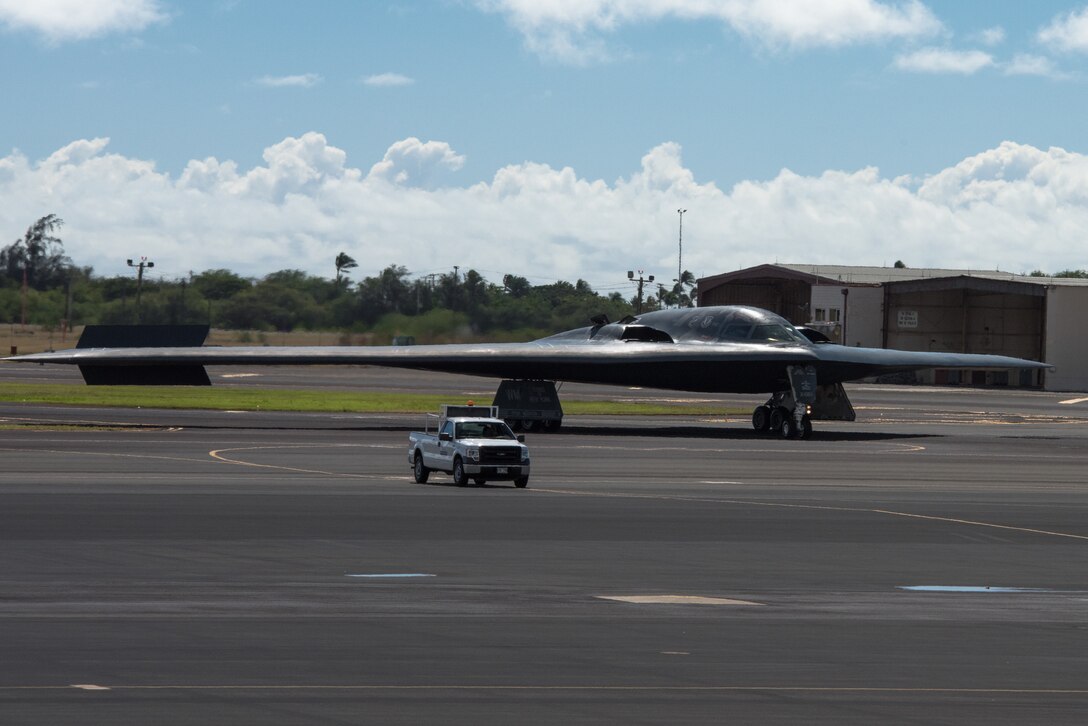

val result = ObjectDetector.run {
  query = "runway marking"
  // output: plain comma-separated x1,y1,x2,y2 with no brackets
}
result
897,586,1069,593
70,684,110,691
596,595,761,606
2,685,1084,695
532,489,1088,542
1059,396,1088,405
346,573,435,578
209,443,405,479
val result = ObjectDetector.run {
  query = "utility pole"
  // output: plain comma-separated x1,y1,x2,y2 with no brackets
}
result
840,287,849,345
627,270,655,314
676,208,687,283
127,257,155,323
20,266,27,328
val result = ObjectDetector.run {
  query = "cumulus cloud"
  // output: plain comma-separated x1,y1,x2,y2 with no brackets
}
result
894,47,993,74
367,137,466,188
363,72,415,87
2,135,1086,287
476,0,942,62
1038,6,1088,52
0,0,166,41
255,73,323,88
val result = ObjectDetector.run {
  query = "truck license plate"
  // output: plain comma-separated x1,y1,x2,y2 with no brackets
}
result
496,467,507,474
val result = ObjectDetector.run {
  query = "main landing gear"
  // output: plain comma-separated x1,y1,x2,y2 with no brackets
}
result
750,366,857,440
751,396,813,439
752,364,819,440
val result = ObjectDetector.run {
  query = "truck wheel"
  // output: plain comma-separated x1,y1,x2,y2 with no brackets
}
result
452,457,468,487
412,453,429,484
514,476,529,488
473,478,486,486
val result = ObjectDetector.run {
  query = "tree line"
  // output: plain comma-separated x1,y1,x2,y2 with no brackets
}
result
1,215,698,342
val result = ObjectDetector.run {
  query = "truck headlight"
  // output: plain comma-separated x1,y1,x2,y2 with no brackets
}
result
520,447,529,463
467,448,480,462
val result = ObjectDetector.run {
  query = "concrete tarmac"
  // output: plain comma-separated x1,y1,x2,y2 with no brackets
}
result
1,377,1087,724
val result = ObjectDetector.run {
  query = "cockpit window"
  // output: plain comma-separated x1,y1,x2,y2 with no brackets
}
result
751,324,805,343
721,324,753,340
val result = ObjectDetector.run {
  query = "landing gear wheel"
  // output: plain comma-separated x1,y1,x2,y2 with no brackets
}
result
799,415,813,440
769,406,788,433
752,406,771,432
413,453,429,484
452,457,468,487
521,420,539,433
543,419,562,432
779,416,796,439
514,477,529,488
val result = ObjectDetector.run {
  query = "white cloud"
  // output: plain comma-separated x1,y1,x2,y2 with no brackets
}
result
973,25,1005,46
477,0,943,62
1003,53,1059,78
894,47,993,74
367,137,466,188
1038,6,1088,52
363,72,415,87
2,135,1087,287
255,73,323,88
0,0,166,41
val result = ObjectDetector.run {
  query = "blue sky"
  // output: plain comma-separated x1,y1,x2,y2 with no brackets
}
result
3,1,1088,288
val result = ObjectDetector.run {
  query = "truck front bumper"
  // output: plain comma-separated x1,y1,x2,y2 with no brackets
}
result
463,463,530,480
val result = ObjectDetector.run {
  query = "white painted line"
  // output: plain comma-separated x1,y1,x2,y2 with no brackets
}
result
71,684,111,691
1059,396,1088,405
898,585,1068,593
346,573,435,578
220,373,261,379
596,595,762,606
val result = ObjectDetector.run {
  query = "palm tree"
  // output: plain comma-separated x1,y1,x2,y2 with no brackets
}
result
334,252,358,286
669,270,697,308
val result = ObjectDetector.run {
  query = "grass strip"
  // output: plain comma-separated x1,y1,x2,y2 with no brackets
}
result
0,383,744,416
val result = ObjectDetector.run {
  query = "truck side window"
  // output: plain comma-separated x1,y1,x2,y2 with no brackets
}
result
441,421,454,439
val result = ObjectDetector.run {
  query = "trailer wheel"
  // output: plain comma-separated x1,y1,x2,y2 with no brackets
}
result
452,457,468,487
413,452,429,484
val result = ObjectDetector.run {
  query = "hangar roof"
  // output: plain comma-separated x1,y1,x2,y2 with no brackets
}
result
698,263,1088,290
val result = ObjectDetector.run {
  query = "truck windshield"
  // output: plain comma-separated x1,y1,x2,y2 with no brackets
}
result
455,422,516,439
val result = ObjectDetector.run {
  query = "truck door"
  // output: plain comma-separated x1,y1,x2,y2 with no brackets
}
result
433,420,455,469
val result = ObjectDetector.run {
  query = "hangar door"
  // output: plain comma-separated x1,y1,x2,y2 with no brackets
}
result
884,278,1044,386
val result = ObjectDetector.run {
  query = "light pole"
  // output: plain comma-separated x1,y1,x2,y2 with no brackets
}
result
676,208,687,283
127,256,155,322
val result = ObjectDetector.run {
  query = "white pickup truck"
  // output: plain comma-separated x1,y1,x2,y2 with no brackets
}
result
408,405,531,488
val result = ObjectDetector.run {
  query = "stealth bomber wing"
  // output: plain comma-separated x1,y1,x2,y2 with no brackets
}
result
5,305,1050,437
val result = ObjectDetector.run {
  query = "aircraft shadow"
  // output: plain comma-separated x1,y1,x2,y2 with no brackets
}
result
547,425,937,443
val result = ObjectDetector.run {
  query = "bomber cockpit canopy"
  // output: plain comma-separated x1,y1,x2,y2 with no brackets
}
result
537,305,812,345
622,306,810,345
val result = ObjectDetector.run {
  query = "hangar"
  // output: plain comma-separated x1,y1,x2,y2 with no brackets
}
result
697,264,1088,392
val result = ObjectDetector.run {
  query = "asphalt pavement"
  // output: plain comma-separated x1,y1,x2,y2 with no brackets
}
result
1,373,1087,724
